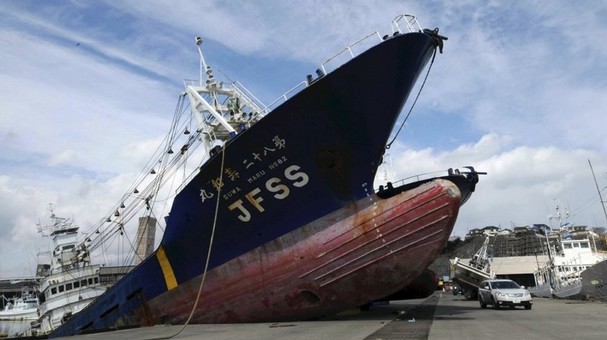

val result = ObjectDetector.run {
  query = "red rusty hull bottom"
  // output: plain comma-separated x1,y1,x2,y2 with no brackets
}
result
133,178,462,324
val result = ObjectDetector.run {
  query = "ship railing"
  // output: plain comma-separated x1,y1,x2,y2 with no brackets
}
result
231,81,268,116
183,79,201,88
391,14,422,35
185,14,423,118
263,31,385,111
319,31,383,76
265,14,422,112
265,81,308,112
382,169,453,189
319,14,421,77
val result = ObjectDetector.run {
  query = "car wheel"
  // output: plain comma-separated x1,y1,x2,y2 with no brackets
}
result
479,296,486,309
491,297,499,310
524,303,532,310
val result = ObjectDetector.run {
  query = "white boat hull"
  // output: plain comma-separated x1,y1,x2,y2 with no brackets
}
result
0,309,38,321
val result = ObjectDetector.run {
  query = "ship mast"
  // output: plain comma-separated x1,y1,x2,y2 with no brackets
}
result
187,36,237,141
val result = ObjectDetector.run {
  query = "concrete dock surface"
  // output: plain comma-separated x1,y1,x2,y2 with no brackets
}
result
54,292,607,340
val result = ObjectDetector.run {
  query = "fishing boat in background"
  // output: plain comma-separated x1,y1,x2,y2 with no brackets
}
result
531,237,606,299
528,202,606,299
49,13,483,337
452,237,495,299
0,290,39,321
32,204,109,334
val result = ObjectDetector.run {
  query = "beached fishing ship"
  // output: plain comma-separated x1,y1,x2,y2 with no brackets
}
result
528,202,607,299
531,237,606,299
452,237,495,300
50,14,483,337
0,290,39,321
34,205,108,334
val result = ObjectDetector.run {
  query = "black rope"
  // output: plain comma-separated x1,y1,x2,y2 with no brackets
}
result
385,46,438,150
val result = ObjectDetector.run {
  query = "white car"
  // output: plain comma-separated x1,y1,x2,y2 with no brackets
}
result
478,279,533,310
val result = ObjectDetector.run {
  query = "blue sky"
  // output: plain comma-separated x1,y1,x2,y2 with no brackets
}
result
1,1,606,277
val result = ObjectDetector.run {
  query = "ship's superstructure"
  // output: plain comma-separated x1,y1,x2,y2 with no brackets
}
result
34,204,107,334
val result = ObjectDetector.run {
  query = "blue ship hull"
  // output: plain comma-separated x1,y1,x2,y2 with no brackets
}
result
50,30,460,337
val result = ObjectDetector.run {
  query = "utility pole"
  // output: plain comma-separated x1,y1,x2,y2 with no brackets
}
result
588,159,607,225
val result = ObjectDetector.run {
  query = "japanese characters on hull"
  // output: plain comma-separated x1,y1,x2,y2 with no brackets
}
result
199,135,310,223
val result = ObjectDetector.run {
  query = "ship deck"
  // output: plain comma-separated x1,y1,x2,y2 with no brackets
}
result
50,293,606,340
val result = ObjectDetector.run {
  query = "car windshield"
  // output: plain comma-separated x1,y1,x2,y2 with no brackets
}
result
490,281,520,289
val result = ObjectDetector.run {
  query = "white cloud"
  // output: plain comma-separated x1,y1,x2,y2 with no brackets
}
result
415,1,607,152
47,149,76,167
387,135,607,236
0,28,175,176
107,0,427,63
